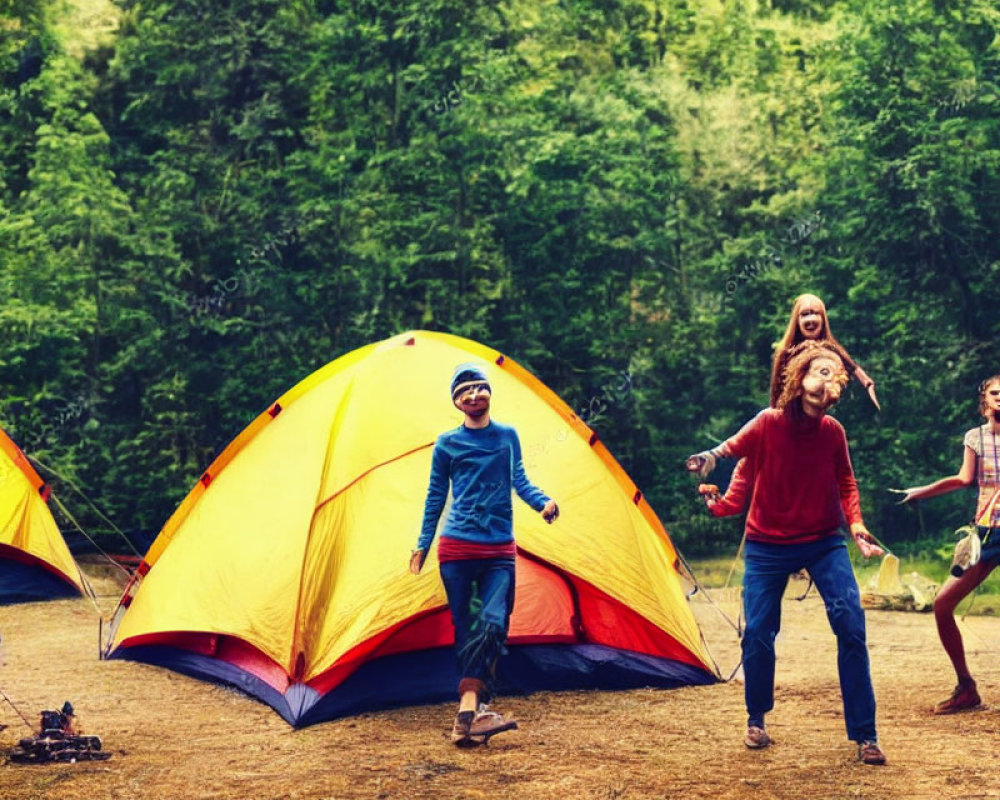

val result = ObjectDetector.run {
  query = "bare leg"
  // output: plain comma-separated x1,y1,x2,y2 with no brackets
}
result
451,681,484,746
934,560,995,681
459,690,477,713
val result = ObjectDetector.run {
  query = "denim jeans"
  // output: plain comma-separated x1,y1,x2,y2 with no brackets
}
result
439,557,516,697
743,534,877,742
977,525,1000,566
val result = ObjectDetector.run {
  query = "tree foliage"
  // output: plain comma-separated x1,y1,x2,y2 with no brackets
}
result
0,0,997,554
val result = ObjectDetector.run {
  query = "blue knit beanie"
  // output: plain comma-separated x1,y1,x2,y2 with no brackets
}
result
450,363,491,399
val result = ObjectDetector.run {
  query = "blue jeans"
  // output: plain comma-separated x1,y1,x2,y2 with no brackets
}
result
743,535,877,742
977,526,1000,566
439,557,515,699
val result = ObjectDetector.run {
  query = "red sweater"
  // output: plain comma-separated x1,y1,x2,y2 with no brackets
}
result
708,457,753,518
719,408,863,544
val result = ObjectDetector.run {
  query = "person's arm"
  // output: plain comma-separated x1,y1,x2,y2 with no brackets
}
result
706,489,745,517
852,364,874,390
898,446,977,504
510,431,558,523
832,425,883,557
817,342,867,389
687,412,764,478
849,363,880,411
834,435,863,529
704,458,752,517
827,343,858,376
410,442,451,573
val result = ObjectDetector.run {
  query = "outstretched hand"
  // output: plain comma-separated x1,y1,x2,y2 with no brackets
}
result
697,483,721,510
685,451,716,479
888,488,918,505
851,527,884,559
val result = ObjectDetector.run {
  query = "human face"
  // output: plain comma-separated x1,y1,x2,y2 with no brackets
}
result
454,382,491,420
797,301,825,340
799,356,846,416
984,380,1000,420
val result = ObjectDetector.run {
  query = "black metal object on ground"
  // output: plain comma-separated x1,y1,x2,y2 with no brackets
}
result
8,702,111,764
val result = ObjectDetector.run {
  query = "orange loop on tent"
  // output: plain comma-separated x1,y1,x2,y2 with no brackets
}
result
404,337,415,346
633,490,642,504
589,432,598,446
495,355,505,365
268,403,282,418
200,472,212,488
38,483,51,502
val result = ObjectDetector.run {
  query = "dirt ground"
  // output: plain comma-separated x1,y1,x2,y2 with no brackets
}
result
2,566,1000,800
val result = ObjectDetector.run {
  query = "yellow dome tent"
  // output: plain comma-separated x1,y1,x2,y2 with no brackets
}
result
0,428,85,603
104,331,717,725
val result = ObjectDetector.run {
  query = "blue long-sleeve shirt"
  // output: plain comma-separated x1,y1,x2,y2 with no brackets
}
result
416,421,550,552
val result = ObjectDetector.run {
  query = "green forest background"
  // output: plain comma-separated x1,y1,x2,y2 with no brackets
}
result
2,0,998,557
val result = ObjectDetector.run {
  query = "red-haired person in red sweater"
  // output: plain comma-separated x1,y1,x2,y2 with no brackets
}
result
705,294,880,518
687,341,886,765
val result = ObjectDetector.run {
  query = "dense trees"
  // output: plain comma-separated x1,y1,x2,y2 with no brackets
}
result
0,0,997,553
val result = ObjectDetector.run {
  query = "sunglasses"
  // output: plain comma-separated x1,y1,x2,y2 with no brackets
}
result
456,382,491,399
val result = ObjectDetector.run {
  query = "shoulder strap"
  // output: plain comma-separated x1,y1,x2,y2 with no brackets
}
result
976,487,1000,527
980,425,985,485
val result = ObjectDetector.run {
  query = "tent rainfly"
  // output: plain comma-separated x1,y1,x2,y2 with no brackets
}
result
104,331,718,726
0,429,85,603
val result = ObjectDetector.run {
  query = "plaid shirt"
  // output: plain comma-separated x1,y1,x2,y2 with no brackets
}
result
964,425,1000,527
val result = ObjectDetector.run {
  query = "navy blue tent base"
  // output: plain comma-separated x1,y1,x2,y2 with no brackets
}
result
110,642,717,727
0,561,80,604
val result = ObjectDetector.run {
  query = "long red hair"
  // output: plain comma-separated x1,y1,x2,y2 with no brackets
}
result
769,294,851,407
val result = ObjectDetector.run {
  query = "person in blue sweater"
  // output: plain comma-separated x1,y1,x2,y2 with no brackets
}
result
410,363,559,747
